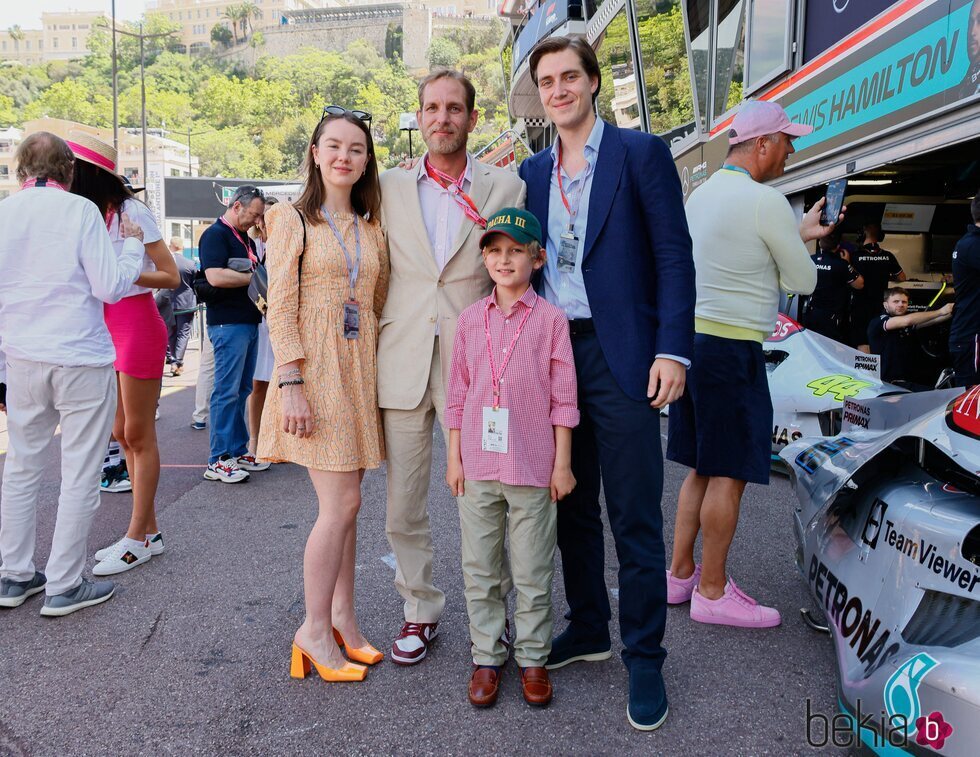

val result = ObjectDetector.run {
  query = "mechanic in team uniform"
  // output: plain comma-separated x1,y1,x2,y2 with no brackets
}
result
948,195,980,386
802,230,864,343
869,287,953,386
850,222,906,351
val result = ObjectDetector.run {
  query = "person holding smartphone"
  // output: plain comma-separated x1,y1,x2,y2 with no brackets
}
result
667,101,842,639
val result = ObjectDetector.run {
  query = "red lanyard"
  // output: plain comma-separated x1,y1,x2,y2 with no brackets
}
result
220,216,258,264
105,207,116,232
20,178,67,191
424,156,487,229
556,140,593,233
483,294,534,409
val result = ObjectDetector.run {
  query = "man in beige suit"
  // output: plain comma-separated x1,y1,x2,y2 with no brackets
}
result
378,70,526,665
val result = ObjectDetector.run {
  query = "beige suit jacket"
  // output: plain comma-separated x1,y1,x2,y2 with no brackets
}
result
377,158,526,410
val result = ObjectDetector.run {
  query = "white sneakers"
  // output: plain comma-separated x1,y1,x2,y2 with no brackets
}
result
235,454,271,471
94,533,164,562
92,537,153,576
204,455,250,483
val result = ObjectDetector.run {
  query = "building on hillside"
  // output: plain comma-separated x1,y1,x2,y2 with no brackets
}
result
610,62,640,130
0,11,108,65
147,0,325,54
429,0,497,17
0,119,201,246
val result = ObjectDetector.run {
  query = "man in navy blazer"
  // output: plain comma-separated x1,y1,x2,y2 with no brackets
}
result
518,36,695,731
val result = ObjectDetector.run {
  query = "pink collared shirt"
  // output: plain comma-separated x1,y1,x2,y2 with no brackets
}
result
446,287,579,488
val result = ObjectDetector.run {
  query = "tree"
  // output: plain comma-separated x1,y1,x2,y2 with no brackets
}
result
21,79,112,126
427,37,461,69
385,23,403,61
223,4,248,46
239,2,261,39
7,25,24,43
0,94,17,125
211,24,233,49
193,126,264,177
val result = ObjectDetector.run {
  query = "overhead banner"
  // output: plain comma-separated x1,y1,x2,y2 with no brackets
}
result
786,0,978,153
803,0,896,63
163,177,295,221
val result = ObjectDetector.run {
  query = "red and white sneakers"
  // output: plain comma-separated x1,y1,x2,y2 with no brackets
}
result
690,579,781,628
391,622,439,665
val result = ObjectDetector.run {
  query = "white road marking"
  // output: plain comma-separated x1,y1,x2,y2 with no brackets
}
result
381,553,397,570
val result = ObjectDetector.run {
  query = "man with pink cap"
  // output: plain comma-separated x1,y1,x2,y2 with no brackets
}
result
665,100,842,628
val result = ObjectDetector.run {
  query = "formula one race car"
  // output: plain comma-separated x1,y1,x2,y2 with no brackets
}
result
765,314,906,458
782,389,980,755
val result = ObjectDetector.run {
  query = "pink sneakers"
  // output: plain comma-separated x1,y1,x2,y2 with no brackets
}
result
666,564,702,604
690,580,781,628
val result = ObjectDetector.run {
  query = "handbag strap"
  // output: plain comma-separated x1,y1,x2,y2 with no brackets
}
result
295,204,306,281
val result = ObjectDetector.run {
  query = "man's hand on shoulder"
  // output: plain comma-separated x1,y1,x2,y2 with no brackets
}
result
648,357,686,409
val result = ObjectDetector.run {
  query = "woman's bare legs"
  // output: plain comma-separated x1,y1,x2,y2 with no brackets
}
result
114,373,161,539
332,471,370,649
293,468,363,667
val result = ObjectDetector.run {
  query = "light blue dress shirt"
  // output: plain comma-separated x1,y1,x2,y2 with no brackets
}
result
542,117,604,319
542,117,690,369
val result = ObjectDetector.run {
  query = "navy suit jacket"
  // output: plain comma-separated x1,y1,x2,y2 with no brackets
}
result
519,121,696,402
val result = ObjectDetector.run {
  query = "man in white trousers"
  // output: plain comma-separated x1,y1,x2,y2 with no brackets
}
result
0,132,145,617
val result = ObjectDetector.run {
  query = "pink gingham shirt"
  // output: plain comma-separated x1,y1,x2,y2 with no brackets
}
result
446,287,579,488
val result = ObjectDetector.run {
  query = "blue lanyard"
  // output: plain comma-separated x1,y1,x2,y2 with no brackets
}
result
322,208,361,299
721,164,753,177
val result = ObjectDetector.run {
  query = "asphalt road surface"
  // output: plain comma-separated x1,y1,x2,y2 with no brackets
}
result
0,343,845,756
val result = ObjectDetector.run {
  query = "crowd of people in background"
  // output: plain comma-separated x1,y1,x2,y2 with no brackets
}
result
800,205,980,388
2,32,979,735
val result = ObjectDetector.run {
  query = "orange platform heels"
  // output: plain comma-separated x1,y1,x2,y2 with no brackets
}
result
333,627,384,665
290,642,367,682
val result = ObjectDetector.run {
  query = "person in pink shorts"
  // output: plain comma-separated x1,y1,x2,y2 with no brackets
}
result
67,132,179,577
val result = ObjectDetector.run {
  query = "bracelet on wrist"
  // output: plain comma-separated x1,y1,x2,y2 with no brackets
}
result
278,378,305,388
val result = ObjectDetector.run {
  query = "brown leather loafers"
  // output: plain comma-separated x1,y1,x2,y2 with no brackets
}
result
468,666,502,707
520,666,553,706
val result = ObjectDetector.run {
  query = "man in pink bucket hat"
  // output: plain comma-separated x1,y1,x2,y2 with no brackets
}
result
726,99,814,146
665,99,844,629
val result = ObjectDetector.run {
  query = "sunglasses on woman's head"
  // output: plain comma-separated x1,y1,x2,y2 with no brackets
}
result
322,105,373,127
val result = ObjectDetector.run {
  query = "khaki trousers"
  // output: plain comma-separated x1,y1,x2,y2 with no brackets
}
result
192,324,214,424
382,338,449,623
459,480,556,668
0,359,117,595
384,338,513,622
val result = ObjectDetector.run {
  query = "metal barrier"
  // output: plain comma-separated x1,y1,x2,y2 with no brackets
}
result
475,129,533,170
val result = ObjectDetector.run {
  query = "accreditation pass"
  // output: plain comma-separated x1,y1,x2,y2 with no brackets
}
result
482,406,509,453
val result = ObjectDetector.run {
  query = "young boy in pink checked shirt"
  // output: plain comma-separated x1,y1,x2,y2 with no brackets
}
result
445,207,579,709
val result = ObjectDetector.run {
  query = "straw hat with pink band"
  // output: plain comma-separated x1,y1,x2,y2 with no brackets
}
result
727,100,813,145
67,130,145,193
66,130,118,173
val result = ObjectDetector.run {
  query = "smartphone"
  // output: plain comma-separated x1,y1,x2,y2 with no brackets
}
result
820,179,847,226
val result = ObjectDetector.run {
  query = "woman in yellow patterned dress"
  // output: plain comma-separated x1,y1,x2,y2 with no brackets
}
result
259,107,389,682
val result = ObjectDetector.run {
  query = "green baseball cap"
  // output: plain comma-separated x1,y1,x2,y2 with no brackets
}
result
479,207,543,248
